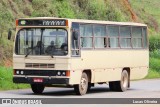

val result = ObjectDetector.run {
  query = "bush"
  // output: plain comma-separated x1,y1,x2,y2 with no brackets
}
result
149,35,160,51
149,50,160,59
147,52,160,79
149,57,160,72
54,0,76,18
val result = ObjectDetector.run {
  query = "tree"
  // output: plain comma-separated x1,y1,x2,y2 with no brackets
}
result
0,4,13,38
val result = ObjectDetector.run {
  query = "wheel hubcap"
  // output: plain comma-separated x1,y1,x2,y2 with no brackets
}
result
81,77,87,91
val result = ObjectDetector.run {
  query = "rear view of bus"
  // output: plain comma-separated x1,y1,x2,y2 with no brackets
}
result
12,18,149,95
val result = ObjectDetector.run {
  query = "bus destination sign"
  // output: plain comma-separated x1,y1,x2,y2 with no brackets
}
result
18,19,67,26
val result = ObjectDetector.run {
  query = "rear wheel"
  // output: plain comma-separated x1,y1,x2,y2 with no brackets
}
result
109,81,116,91
31,84,45,94
109,70,129,92
74,72,88,95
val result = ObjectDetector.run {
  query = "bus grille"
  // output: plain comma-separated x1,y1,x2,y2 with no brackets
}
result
25,63,55,68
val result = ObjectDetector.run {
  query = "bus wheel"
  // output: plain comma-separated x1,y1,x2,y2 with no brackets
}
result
109,81,116,91
119,70,129,91
87,83,92,92
31,84,45,94
109,70,129,92
74,72,88,95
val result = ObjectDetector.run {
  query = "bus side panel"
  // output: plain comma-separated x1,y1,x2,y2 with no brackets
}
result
69,49,148,84
93,68,122,82
69,70,82,84
13,56,25,69
130,67,148,80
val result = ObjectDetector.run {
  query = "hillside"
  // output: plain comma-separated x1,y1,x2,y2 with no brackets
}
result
0,0,160,65
130,0,160,33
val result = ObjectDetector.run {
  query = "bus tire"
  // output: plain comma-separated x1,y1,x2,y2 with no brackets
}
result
87,83,92,91
109,81,116,91
74,72,88,95
109,70,129,92
116,70,129,92
31,84,45,94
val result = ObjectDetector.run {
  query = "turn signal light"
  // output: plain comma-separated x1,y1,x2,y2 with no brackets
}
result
66,20,68,26
16,19,18,26
66,70,70,77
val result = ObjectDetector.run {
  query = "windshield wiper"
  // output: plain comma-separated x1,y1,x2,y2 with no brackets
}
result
25,28,44,58
25,47,35,57
50,53,54,58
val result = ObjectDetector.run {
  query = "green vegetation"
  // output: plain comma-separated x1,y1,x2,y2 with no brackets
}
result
0,0,160,90
0,66,29,90
146,51,160,79
146,35,160,79
130,0,160,33
145,35,160,79
149,35,160,51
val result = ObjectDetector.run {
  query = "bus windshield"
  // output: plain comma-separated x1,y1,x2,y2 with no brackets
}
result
15,28,68,56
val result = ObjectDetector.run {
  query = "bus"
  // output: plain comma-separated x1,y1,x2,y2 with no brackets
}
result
8,17,149,95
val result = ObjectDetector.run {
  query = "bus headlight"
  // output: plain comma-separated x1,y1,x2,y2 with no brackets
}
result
56,71,69,76
57,71,61,76
16,71,19,74
21,71,24,75
15,70,24,75
62,72,66,76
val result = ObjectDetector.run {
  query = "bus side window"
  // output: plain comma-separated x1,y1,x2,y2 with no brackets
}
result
94,25,106,48
132,27,143,48
72,23,80,56
108,26,119,48
120,26,131,48
80,24,93,48
143,27,148,48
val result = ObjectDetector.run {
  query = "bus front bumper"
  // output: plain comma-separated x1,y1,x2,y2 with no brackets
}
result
13,76,69,84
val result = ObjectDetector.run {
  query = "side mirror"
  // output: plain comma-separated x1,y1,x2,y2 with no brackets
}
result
8,29,12,40
73,31,78,40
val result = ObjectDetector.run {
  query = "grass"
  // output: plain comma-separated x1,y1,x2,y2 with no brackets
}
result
0,66,30,90
145,51,160,79
145,69,160,79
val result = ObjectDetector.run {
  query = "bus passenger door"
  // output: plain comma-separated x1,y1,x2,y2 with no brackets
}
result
71,22,80,56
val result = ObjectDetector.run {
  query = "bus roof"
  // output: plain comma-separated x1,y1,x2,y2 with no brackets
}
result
18,17,147,27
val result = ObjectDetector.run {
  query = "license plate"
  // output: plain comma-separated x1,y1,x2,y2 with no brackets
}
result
33,78,43,83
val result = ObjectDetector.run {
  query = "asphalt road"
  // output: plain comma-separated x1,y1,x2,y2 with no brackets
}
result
0,79,160,107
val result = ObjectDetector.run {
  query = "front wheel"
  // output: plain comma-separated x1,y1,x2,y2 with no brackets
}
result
31,84,45,94
74,72,88,95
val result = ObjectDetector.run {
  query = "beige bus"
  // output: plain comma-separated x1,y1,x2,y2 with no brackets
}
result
8,17,149,95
